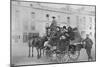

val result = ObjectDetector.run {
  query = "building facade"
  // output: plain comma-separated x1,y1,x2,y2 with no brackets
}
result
11,1,95,44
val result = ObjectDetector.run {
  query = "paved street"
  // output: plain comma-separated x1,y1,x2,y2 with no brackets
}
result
11,41,95,66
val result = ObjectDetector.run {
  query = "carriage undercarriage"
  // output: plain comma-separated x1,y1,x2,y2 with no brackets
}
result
44,41,82,63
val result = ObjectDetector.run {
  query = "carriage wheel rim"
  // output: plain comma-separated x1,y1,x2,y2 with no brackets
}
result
62,53,70,62
55,53,69,63
68,51,80,61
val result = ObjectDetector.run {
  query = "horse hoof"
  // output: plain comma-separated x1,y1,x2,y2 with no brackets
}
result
88,58,93,61
28,56,30,58
38,56,41,59
37,56,39,59
37,57,39,59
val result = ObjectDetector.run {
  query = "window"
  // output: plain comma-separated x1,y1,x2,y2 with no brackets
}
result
83,17,86,22
15,10,20,18
67,17,70,19
31,12,35,19
89,17,92,22
31,25,35,30
31,12,35,14
46,14,50,21
46,14,49,18
76,16,79,27
23,32,28,42
30,4,33,7
67,17,70,22
67,17,70,26
89,17,92,30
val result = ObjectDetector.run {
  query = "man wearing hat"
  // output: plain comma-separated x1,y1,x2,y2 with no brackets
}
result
50,16,57,32
67,26,74,40
83,34,93,61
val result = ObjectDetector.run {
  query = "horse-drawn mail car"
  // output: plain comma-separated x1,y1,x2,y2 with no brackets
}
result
44,26,85,63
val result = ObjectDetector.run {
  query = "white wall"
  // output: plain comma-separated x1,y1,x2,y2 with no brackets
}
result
11,1,95,45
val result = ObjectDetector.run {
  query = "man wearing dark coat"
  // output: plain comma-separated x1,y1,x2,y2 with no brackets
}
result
50,16,57,32
68,26,74,40
83,34,93,61
48,16,58,44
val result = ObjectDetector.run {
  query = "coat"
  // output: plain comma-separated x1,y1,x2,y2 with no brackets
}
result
83,37,93,48
50,20,57,32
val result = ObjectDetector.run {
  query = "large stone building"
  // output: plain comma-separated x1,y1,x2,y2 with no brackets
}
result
11,1,95,44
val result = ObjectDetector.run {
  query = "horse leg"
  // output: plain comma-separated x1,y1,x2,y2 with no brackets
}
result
86,48,92,61
39,49,42,58
28,46,31,57
36,48,40,59
38,49,41,59
42,49,44,56
32,46,34,57
43,49,45,56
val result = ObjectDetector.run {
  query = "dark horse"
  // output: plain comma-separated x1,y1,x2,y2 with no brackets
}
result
28,35,48,59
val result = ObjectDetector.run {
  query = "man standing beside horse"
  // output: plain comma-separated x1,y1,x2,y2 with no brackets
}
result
83,34,93,61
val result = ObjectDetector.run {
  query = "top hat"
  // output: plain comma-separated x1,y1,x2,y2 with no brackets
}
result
52,16,56,19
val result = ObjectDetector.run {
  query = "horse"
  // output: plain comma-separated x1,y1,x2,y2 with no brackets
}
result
28,35,48,59
28,36,34,57
34,36,48,59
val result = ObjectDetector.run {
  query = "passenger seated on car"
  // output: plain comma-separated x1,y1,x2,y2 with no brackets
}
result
57,26,70,52
68,26,75,40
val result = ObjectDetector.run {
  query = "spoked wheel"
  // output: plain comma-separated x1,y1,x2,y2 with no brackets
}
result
68,50,80,61
46,50,52,58
56,53,69,63
61,53,70,62
56,54,63,63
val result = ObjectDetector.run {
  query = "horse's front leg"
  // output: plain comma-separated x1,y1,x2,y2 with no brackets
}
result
39,48,42,58
28,46,31,57
36,48,40,59
43,48,45,56
32,46,34,57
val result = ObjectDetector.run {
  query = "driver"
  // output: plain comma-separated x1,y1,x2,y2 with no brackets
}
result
50,16,57,32
58,26,70,52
